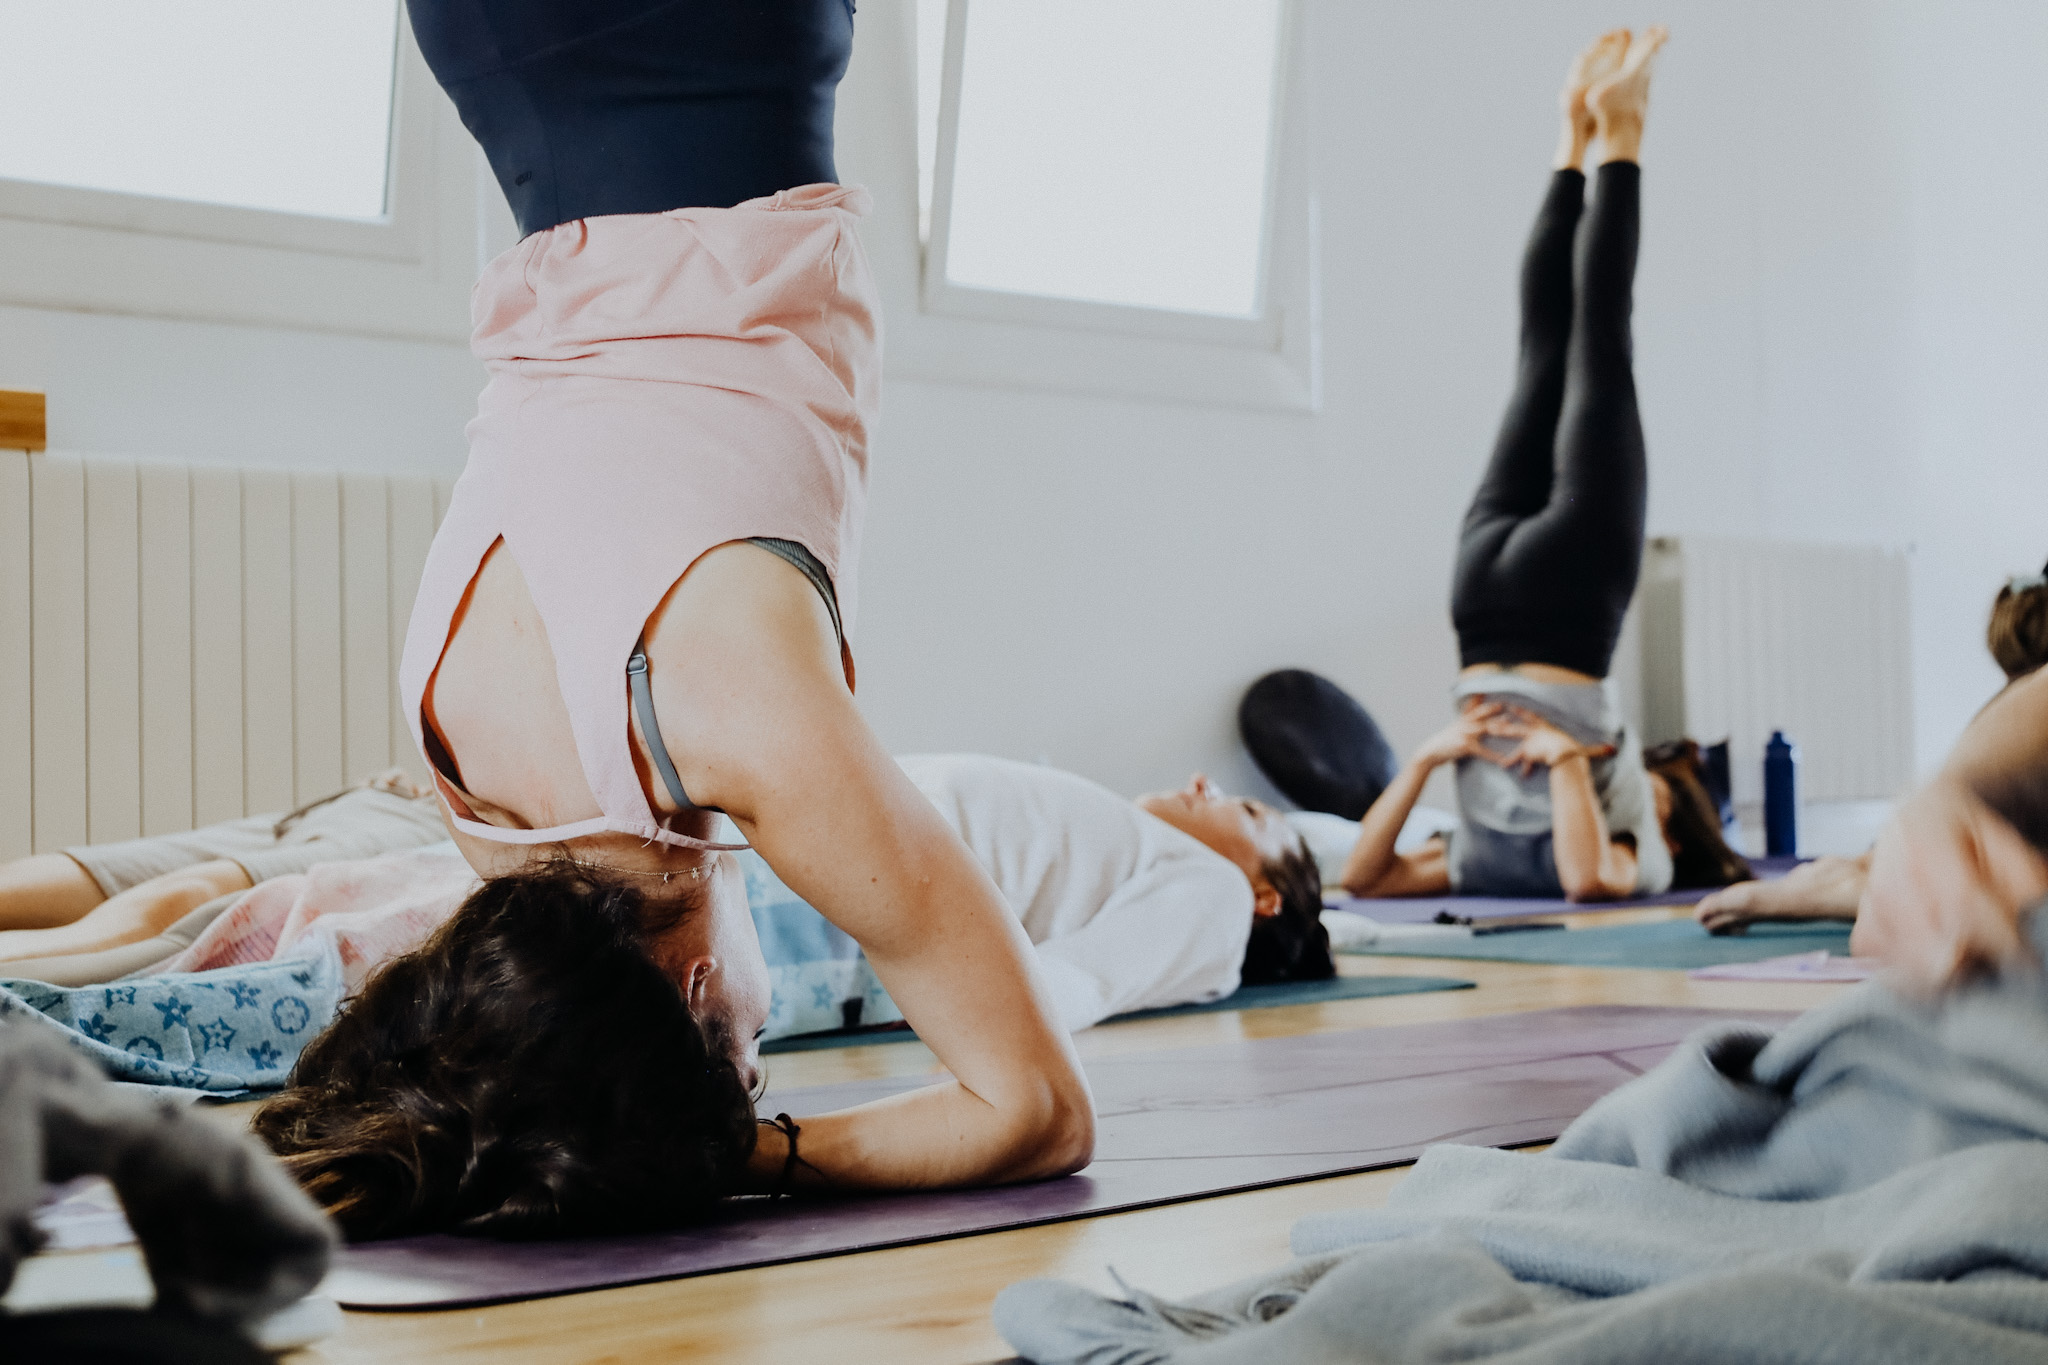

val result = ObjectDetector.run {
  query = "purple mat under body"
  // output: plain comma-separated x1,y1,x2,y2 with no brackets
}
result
327,1004,1796,1309
1330,855,1801,925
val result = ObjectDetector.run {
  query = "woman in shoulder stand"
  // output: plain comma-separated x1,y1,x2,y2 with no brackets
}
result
1344,28,1747,906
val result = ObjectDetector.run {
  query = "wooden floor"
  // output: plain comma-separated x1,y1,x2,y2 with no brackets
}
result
296,914,1849,1365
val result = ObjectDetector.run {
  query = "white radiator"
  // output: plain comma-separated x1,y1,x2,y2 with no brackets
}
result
0,451,452,861
1636,535,1914,805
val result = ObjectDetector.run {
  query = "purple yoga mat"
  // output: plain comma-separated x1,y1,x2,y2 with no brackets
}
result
1330,855,1801,926
326,1004,1796,1309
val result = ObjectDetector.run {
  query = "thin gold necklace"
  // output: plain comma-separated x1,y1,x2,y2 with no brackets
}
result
565,858,715,885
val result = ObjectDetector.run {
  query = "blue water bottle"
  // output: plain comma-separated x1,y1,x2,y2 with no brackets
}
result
1763,730,1798,857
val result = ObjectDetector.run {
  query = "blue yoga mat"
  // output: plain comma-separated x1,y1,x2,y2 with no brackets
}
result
1328,856,1804,927
762,974,1474,1054
1346,919,1853,970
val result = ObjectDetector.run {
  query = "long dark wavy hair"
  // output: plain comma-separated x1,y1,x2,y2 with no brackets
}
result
1642,740,1754,889
251,863,758,1241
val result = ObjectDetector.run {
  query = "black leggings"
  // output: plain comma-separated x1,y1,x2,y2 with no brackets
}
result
1451,164,1644,679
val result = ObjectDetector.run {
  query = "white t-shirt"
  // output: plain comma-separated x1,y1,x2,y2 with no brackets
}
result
898,754,1254,1032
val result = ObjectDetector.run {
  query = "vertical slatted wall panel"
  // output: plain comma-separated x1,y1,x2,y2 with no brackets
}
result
1820,549,1863,797
1686,539,1764,805
1637,541,1685,747
21,458,453,841
1685,540,1739,799
290,473,345,804
84,461,142,843
137,465,194,836
240,470,296,814
1663,536,1913,805
387,476,440,785
0,453,31,860
190,468,245,826
341,474,394,781
28,454,87,853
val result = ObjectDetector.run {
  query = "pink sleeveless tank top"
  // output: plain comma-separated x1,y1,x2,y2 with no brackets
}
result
399,183,880,852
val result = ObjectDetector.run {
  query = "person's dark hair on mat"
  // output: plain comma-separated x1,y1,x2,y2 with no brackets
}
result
1240,837,1336,984
1989,566,2048,683
1641,740,1753,890
1135,774,1334,983
251,864,758,1241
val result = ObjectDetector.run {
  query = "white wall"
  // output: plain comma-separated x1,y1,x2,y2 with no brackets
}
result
2,0,2038,805
0,303,476,475
856,0,1944,804
1875,1,2048,774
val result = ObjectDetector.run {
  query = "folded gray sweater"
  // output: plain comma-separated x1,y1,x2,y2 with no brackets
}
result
996,930,2048,1364
0,1020,334,1328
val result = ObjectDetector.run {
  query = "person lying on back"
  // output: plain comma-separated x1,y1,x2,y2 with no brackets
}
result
1333,30,1748,906
0,772,446,980
756,755,1332,1038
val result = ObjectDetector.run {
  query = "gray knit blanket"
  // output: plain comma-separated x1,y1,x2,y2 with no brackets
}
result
997,929,2048,1364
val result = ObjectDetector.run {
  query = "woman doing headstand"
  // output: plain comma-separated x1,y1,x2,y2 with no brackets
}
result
1344,28,1748,904
253,0,1093,1238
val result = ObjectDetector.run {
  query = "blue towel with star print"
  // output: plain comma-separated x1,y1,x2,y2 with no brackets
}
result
0,943,343,1093
741,848,904,1039
1,850,879,1090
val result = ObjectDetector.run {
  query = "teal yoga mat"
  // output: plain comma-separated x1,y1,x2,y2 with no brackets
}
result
1347,919,1853,970
762,974,1475,1054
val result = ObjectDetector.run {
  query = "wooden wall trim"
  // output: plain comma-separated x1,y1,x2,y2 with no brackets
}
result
0,390,46,451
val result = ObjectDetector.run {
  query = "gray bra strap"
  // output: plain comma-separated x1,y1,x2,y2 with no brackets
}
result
626,542,833,819
626,639,695,812
748,536,843,652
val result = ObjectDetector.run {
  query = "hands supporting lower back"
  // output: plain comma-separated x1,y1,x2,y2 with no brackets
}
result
1418,703,1612,777
1416,703,1511,769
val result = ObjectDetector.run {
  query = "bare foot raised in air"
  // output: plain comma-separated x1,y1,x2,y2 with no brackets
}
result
1557,29,1631,170
1695,852,1870,935
1586,24,1668,164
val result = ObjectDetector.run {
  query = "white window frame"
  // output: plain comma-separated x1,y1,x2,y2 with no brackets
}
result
846,0,1320,412
0,11,485,344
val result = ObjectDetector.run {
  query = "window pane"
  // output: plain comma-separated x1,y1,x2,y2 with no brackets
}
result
917,0,948,243
0,1,399,222
941,0,1283,318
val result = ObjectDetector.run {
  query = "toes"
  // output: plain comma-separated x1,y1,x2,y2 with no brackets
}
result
1573,28,1630,85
